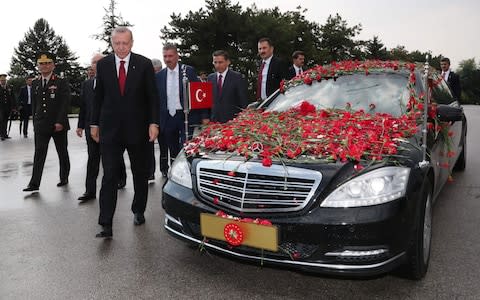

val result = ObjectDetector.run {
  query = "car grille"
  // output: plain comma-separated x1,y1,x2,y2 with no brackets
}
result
196,160,322,213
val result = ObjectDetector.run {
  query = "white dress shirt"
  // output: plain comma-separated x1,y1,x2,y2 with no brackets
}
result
293,65,303,76
167,64,182,116
27,85,31,104
441,69,451,81
217,68,229,88
114,53,130,77
260,56,272,100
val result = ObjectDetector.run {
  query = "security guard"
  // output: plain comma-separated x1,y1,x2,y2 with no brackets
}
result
0,73,14,140
23,52,71,192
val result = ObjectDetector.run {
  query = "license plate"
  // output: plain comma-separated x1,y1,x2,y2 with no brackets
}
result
200,213,278,252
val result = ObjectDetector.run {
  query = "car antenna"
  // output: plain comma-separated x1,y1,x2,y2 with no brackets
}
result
419,55,430,168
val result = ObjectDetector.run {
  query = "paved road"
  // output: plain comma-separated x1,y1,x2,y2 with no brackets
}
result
1,107,479,299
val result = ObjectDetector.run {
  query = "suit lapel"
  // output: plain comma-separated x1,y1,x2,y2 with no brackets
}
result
106,55,121,97
124,53,135,95
218,72,230,101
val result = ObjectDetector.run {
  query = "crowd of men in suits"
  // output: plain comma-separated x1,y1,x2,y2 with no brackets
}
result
1,26,462,239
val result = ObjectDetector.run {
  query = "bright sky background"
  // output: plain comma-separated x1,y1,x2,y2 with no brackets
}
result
1,0,479,74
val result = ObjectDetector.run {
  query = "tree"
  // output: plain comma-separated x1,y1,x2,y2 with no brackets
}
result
9,18,84,105
457,58,480,104
93,0,133,54
161,0,323,99
365,36,388,60
317,13,362,63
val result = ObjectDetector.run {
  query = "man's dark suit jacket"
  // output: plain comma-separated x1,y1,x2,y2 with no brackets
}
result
18,85,32,117
156,63,209,129
91,53,159,144
77,79,95,131
31,75,70,135
287,65,303,80
260,56,288,99
208,70,248,123
447,71,461,100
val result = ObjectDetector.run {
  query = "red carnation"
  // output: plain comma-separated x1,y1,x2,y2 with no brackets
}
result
262,157,273,167
298,101,316,115
303,76,313,85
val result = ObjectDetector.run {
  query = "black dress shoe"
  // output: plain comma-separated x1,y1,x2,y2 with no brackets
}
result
78,193,96,201
148,175,155,182
95,226,112,238
161,170,168,178
117,179,126,189
134,213,145,225
23,185,39,192
57,180,68,187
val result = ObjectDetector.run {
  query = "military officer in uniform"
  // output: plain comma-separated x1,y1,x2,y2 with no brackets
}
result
0,74,14,140
23,52,71,192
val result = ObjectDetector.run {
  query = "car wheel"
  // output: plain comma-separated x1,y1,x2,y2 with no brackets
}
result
454,134,466,171
405,179,432,280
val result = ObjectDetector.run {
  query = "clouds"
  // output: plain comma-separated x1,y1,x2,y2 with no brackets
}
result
1,0,478,74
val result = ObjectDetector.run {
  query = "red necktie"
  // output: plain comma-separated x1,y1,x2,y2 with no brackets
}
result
118,60,126,96
217,74,223,97
256,62,265,100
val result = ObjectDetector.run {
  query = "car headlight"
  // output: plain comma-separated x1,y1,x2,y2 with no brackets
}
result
321,167,410,207
168,150,192,188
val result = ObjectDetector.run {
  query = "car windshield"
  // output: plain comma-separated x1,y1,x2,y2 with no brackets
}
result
265,72,410,116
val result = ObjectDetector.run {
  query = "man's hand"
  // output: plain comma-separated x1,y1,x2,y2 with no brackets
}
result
76,128,83,138
201,118,210,125
90,126,100,143
54,123,64,132
149,124,159,142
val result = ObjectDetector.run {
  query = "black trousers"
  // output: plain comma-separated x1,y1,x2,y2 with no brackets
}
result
20,105,31,136
84,132,126,195
29,130,70,187
150,131,169,174
164,111,195,162
0,111,8,137
98,142,150,226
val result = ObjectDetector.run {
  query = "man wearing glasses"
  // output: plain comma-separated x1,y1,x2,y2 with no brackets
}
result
23,52,71,192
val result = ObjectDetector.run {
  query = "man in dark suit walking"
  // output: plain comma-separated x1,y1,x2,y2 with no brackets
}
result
208,50,248,123
18,75,35,138
440,57,462,100
0,74,14,140
23,52,70,192
286,50,305,80
90,27,160,238
76,53,127,202
256,37,288,101
156,43,209,165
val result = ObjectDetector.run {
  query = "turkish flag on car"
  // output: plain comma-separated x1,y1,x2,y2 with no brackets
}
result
189,82,213,109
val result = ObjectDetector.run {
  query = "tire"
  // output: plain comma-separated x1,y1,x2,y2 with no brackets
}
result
405,179,433,280
454,134,466,171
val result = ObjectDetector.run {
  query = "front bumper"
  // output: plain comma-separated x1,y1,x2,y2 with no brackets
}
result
163,180,413,277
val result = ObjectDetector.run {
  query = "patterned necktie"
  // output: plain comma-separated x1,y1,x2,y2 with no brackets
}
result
217,74,223,97
256,62,265,100
118,60,126,96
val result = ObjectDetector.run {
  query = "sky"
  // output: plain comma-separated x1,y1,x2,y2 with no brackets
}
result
1,0,479,74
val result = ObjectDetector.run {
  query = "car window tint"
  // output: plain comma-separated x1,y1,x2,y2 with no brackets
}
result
266,73,410,116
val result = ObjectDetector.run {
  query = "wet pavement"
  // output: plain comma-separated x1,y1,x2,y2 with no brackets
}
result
1,109,480,299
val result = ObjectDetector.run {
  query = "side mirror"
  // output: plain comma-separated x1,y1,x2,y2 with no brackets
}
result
436,105,463,122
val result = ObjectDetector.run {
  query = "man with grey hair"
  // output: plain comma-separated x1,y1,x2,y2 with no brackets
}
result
91,27,160,238
151,58,162,73
76,53,126,202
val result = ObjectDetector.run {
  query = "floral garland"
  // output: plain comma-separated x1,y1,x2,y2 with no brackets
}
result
185,60,453,169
